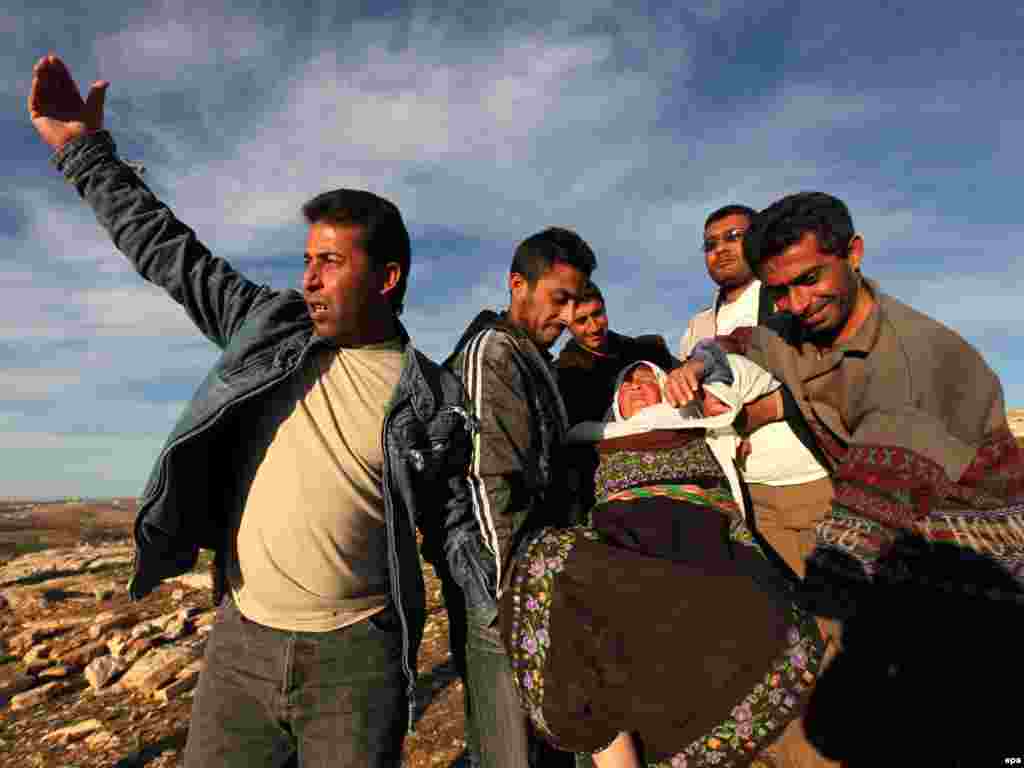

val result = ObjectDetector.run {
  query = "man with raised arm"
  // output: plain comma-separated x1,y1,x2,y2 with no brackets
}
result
445,228,595,768
28,54,475,768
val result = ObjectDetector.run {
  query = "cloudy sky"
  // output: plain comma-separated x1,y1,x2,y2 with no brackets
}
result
1,0,1022,498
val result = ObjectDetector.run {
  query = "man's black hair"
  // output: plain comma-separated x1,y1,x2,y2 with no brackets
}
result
704,204,756,230
510,227,597,285
579,280,604,305
743,192,855,275
302,189,411,315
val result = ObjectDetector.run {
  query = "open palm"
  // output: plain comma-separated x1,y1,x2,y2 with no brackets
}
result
28,54,108,151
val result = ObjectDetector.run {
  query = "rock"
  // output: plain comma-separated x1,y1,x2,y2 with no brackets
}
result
38,665,73,679
25,658,52,675
120,646,200,694
0,592,8,610
88,611,139,639
93,584,116,601
84,656,127,690
25,615,93,632
58,639,109,669
161,618,192,642
154,664,201,702
171,589,186,602
106,630,131,658
42,718,104,745
8,629,45,656
130,620,162,640
169,572,211,591
85,729,119,749
23,643,51,664
0,674,35,707
121,638,156,664
9,681,65,711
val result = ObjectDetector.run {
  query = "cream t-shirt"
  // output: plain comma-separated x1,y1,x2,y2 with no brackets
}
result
229,338,404,632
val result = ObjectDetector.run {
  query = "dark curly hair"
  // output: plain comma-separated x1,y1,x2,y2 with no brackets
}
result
743,192,855,274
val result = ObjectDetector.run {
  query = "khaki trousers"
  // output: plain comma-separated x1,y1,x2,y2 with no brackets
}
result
747,478,842,768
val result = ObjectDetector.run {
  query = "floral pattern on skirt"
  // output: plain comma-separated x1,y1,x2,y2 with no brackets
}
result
649,601,824,768
506,526,603,746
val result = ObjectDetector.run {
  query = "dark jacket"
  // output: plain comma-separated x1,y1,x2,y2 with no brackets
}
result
53,131,475,718
444,311,576,622
555,330,676,426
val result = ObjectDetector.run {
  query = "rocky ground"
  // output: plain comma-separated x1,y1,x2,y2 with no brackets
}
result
0,501,467,768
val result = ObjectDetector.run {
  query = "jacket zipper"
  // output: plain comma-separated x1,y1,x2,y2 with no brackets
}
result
380,392,418,735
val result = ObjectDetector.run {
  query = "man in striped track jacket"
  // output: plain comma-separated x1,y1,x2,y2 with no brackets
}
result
444,227,596,768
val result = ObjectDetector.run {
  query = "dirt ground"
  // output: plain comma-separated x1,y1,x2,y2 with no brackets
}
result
0,499,469,768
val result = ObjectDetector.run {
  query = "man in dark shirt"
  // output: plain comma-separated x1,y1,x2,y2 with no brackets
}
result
556,280,675,426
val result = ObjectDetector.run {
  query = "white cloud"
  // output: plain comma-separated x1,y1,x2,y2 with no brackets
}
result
92,0,285,85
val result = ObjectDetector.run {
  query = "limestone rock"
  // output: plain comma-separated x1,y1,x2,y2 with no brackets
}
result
8,629,45,656
42,718,104,745
88,610,139,639
84,656,127,690
169,572,211,591
120,646,200,694
85,729,119,749
9,681,65,711
23,643,51,664
120,637,156,664
93,584,115,601
58,639,109,669
106,630,131,658
161,617,192,642
130,620,162,640
192,610,216,629
154,663,201,702
25,658,52,675
38,665,72,679
0,674,35,707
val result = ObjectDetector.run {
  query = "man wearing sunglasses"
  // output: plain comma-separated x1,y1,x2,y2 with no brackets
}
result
679,204,777,358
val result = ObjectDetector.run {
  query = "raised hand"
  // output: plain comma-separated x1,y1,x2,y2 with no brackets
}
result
28,54,108,151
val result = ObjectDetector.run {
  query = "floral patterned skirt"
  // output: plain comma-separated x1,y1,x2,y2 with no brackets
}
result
501,506,823,767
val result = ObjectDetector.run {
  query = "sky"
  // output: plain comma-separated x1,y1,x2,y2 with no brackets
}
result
1,0,1022,498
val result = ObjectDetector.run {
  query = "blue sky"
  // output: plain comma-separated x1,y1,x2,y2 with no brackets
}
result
1,0,1022,498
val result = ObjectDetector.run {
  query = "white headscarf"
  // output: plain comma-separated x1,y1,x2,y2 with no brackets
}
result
566,355,782,515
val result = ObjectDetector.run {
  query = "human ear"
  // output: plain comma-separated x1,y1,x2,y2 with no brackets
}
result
379,262,401,296
847,234,865,272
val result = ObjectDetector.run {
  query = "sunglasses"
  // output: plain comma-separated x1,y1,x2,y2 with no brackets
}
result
701,228,746,254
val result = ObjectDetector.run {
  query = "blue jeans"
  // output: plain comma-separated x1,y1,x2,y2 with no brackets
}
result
464,608,531,768
183,597,407,767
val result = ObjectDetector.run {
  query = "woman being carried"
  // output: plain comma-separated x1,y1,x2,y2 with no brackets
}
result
500,358,824,768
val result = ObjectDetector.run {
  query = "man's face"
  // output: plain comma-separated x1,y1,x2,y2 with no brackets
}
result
703,213,754,290
617,366,663,419
509,262,587,350
569,299,609,353
760,232,863,341
302,221,398,343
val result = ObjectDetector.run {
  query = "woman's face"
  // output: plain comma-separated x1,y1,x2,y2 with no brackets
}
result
617,366,663,419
